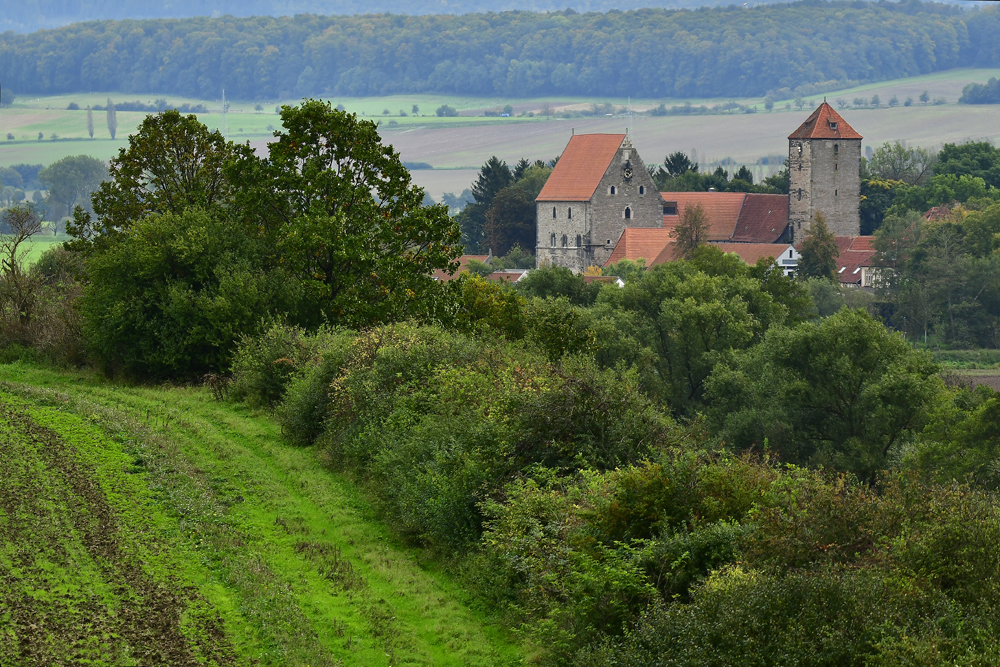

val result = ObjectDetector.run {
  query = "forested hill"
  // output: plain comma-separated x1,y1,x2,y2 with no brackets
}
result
2,0,815,34
1,1,998,100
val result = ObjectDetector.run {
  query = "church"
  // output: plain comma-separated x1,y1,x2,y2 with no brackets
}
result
535,102,863,273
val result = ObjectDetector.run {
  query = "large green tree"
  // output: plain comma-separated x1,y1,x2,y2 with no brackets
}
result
69,110,233,251
707,308,941,480
38,155,108,219
457,156,512,252
229,99,461,327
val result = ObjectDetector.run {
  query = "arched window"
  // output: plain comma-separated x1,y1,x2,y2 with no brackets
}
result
624,207,632,219
561,234,568,247
568,208,572,219
552,207,557,218
550,233,557,246
639,185,645,195
576,234,582,247
834,144,839,155
610,186,616,195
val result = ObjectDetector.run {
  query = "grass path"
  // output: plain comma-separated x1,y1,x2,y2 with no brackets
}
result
0,363,521,666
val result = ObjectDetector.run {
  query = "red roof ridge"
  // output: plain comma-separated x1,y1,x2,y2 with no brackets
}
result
788,102,862,140
537,133,625,202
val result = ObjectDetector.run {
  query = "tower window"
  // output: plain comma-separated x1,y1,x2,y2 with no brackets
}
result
552,207,556,218
550,233,556,246
835,163,838,171
830,122,838,131
610,185,616,195
606,239,611,246
568,208,572,219
562,234,568,247
835,189,838,196
624,206,632,219
576,234,581,247
834,143,839,154
639,185,645,195
797,188,802,201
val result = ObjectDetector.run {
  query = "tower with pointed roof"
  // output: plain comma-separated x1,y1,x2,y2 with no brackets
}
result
787,102,862,238
536,133,663,272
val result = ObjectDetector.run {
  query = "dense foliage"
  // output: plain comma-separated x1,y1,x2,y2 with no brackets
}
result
1,2,998,99
70,104,459,377
959,76,1000,104
226,255,1000,665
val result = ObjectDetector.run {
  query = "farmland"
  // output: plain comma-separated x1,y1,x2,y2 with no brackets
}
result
0,363,520,666
2,68,1000,199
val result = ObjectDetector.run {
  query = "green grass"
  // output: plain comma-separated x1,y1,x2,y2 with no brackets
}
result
0,363,522,666
933,349,1000,370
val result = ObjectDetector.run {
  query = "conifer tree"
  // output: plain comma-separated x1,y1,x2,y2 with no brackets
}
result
798,212,839,280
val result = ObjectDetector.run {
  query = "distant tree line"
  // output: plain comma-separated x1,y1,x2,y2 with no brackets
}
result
0,2,998,100
960,77,1000,104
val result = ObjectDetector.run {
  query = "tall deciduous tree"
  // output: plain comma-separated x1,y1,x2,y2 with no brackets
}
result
106,99,117,139
798,213,839,280
865,141,934,185
229,99,461,327
671,202,709,259
38,155,108,219
70,110,233,251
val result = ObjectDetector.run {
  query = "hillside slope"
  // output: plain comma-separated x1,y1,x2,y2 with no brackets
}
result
0,364,520,666
1,2,997,100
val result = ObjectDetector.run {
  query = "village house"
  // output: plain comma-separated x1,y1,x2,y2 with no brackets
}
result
536,102,865,275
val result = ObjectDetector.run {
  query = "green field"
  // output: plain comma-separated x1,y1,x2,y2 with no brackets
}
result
3,67,999,199
0,363,521,666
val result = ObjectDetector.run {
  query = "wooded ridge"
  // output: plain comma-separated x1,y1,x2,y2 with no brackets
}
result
1,1,997,100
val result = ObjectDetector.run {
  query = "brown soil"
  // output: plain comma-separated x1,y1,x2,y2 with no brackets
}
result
0,404,239,666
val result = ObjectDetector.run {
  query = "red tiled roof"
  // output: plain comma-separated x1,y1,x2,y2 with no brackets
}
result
485,270,528,283
848,236,875,252
732,194,789,243
605,228,674,265
924,205,952,221
788,102,862,140
536,134,625,202
649,241,679,266
836,252,875,284
712,243,794,266
660,192,745,241
431,254,491,282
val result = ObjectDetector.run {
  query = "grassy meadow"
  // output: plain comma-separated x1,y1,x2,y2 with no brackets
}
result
0,362,522,666
2,67,999,199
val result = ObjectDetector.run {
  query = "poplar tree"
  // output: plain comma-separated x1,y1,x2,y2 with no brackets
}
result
86,106,94,138
106,99,117,139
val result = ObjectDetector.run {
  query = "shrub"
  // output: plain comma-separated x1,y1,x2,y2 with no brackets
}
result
230,323,349,409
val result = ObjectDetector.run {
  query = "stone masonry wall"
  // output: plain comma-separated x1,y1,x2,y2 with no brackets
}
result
788,137,861,239
536,137,663,272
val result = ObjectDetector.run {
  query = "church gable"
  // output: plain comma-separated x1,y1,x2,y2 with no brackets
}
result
536,133,626,202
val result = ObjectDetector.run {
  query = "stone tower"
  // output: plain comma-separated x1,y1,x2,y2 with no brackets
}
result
787,102,862,238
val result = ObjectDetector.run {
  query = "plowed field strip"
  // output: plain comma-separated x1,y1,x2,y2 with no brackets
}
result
0,366,522,666
0,400,238,666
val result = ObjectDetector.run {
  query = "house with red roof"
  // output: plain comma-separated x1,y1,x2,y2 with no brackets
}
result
536,133,663,272
536,103,864,275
